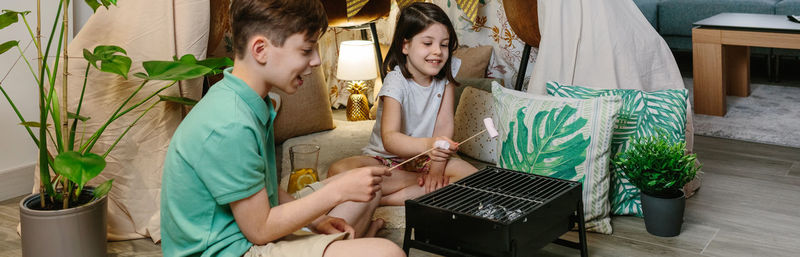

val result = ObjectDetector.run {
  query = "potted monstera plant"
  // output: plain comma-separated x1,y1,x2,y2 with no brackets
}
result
0,1,231,256
612,133,700,237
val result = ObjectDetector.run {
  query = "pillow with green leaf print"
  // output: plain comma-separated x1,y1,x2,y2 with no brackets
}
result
491,82,621,234
546,81,688,217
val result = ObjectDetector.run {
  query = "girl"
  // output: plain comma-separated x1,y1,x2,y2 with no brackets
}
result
328,2,477,206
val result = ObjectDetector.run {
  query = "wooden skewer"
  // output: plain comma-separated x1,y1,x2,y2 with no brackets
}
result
387,129,488,171
458,128,488,146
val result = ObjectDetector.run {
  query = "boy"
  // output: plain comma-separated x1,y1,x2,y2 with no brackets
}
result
161,0,405,256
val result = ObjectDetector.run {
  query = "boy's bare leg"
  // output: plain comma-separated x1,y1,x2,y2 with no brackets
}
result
325,156,410,237
323,237,405,257
364,218,384,237
327,190,382,238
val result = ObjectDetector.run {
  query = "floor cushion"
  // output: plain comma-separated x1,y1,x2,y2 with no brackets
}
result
492,82,621,234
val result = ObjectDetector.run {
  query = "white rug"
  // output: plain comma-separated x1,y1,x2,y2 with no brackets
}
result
685,78,800,148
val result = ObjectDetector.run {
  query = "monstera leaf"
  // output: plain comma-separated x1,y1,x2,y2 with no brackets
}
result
53,151,106,194
84,0,118,12
500,105,590,181
83,45,132,79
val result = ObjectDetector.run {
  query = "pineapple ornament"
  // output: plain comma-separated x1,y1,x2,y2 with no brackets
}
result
346,81,371,121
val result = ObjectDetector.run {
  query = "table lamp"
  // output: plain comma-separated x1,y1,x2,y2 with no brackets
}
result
337,40,378,121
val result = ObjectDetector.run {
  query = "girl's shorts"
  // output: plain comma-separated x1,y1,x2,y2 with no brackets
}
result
373,155,431,173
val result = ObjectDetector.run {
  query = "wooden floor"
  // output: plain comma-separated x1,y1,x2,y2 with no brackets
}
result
2,135,799,257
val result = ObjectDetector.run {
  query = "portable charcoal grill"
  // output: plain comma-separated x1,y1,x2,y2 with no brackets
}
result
403,166,588,257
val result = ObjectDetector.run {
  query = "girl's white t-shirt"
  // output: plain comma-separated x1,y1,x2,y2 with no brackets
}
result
362,58,461,158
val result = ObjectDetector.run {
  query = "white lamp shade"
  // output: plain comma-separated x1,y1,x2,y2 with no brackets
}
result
336,40,378,81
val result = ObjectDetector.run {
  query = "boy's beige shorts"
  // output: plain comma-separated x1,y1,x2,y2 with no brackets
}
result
244,182,345,257
243,230,347,257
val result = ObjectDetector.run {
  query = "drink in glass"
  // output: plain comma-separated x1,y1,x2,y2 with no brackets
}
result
287,144,320,194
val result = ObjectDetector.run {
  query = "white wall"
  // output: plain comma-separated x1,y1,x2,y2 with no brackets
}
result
0,1,76,201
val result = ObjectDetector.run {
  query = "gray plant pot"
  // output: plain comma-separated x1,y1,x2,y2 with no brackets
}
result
640,190,685,237
19,189,108,257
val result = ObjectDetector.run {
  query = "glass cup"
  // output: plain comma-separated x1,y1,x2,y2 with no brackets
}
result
287,144,321,194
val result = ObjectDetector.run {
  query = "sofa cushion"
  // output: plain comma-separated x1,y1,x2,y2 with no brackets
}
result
659,0,779,36
453,77,503,113
492,82,621,234
453,45,493,79
546,81,689,217
454,87,497,164
272,66,335,143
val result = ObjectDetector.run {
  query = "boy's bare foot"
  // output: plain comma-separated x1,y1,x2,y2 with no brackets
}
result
364,218,385,237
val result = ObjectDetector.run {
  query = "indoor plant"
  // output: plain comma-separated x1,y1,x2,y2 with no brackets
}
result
612,133,700,237
0,1,230,256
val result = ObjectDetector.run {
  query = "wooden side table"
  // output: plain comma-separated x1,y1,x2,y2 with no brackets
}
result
692,13,800,116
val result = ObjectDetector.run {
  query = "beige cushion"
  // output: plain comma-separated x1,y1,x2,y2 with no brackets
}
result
453,87,497,164
453,45,492,79
272,66,335,143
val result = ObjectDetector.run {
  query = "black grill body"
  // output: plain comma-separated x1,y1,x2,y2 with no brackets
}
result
403,167,588,257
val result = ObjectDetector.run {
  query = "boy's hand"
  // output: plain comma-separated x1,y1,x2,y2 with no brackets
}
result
327,166,390,203
311,215,355,239
428,136,458,162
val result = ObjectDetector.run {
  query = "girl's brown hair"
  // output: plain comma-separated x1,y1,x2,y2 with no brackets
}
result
383,2,459,85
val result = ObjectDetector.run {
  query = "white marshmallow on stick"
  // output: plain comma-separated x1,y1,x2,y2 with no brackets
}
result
388,118,498,171
484,117,499,138
457,117,499,145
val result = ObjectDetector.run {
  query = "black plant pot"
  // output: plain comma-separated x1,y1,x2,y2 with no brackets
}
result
641,190,685,237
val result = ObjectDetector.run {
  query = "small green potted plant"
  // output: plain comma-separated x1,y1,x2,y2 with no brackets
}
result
1,1,230,256
612,133,700,237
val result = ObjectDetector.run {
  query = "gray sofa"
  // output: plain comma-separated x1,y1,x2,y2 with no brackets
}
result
634,0,800,53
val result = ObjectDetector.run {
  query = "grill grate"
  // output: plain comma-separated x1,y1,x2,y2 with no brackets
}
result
403,166,588,257
415,167,578,223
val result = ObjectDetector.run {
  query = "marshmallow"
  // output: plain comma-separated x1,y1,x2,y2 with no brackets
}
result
483,118,499,138
434,140,450,150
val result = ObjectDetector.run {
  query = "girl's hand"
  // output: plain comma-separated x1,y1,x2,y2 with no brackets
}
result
311,215,356,239
428,136,458,162
325,166,389,203
420,169,449,193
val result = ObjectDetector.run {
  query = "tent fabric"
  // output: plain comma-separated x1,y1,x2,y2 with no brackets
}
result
42,0,209,242
527,0,695,152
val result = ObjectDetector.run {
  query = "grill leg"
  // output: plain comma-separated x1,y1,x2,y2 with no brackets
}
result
402,226,412,254
576,198,589,257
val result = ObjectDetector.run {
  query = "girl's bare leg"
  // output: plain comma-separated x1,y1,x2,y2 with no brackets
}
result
380,158,478,205
443,158,478,182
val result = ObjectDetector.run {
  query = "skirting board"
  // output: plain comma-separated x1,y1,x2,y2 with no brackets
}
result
0,163,34,201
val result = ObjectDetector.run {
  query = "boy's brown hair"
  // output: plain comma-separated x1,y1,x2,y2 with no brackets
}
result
230,0,328,59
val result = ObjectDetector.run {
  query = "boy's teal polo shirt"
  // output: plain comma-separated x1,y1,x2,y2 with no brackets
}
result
161,67,279,257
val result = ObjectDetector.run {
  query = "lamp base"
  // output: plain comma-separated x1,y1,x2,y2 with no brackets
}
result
346,93,370,121
345,80,371,121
